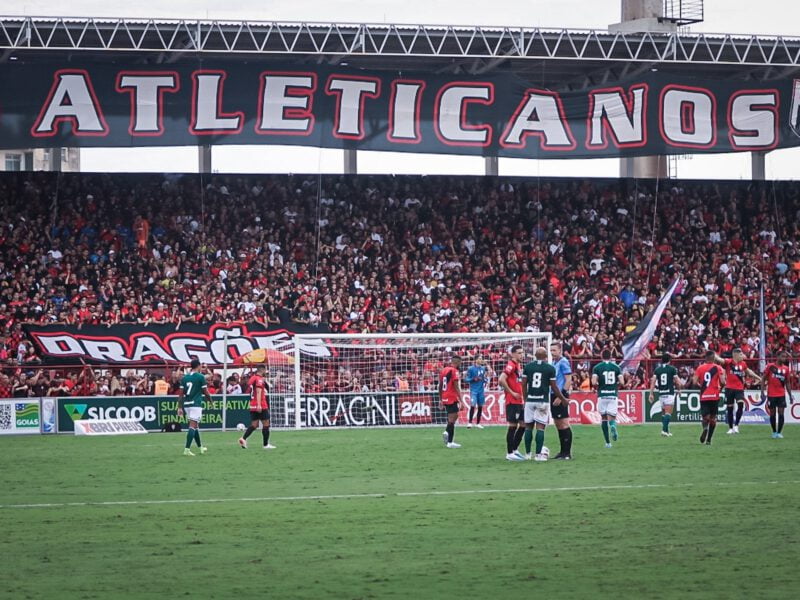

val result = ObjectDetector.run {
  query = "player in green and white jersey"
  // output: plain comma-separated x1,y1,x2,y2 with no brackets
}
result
177,358,213,456
591,349,626,448
649,353,682,437
521,347,566,462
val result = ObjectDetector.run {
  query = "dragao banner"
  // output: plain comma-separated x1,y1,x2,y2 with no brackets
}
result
1,61,799,158
23,322,330,365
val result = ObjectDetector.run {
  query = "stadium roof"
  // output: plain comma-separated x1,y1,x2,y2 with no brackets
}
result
1,16,799,91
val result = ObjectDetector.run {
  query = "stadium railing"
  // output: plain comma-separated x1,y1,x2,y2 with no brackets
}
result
2,355,798,398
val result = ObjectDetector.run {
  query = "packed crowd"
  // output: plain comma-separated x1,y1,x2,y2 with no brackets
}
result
1,171,799,396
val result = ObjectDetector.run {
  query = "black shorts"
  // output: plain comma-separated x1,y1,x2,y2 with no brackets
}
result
724,389,745,404
550,390,570,420
445,403,460,415
700,402,719,417
767,396,787,409
506,404,524,423
250,409,270,421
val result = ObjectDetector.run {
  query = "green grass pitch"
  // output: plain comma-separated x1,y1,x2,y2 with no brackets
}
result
1,425,798,599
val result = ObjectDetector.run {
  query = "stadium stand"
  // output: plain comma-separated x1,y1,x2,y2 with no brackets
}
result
1,172,799,395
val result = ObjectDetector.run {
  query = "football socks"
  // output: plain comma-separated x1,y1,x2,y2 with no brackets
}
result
506,427,516,454
707,421,716,442
262,426,270,447
601,421,610,444
513,427,525,451
446,422,455,444
558,427,573,455
735,403,744,426
535,429,545,454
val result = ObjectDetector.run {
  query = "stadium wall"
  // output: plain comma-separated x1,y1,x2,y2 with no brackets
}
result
3,391,798,435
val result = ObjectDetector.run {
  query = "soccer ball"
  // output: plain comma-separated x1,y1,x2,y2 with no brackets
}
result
236,423,246,432
541,446,550,458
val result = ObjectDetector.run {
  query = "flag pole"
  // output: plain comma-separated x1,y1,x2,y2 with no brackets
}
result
759,283,767,373
222,332,229,432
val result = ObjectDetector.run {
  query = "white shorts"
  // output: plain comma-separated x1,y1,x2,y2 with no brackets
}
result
597,396,618,417
185,406,203,423
659,394,675,407
524,402,550,426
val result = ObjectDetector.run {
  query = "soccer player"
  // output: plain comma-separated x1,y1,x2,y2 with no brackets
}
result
500,345,526,460
762,352,793,439
466,355,487,429
239,364,276,450
550,341,574,460
714,348,761,434
439,354,462,448
650,353,682,437
523,347,567,462
591,349,625,448
177,358,212,456
693,351,726,446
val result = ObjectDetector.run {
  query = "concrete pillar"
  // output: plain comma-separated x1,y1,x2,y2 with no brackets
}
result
621,0,663,21
49,147,62,172
751,151,767,181
198,145,212,173
484,156,498,176
344,149,357,174
613,0,675,177
620,155,668,179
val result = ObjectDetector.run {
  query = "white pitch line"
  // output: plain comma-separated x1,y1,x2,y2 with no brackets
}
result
2,479,799,510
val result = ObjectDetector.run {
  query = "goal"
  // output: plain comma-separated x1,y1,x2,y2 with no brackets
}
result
279,332,552,429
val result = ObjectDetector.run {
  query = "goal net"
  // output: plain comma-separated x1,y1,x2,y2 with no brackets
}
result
281,332,552,429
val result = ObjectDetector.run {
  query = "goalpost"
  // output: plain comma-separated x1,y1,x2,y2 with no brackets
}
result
277,332,552,430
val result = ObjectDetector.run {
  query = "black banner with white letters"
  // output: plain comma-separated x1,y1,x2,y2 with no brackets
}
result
23,322,330,365
1,60,799,158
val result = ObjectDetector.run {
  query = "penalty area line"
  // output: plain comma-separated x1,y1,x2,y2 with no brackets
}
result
2,479,799,510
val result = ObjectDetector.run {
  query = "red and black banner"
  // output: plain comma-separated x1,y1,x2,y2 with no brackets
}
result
23,322,330,365
1,61,799,158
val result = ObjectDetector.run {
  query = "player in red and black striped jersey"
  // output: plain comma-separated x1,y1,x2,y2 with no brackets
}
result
439,355,462,448
238,364,275,450
714,348,761,434
693,351,726,445
499,345,526,459
761,353,793,439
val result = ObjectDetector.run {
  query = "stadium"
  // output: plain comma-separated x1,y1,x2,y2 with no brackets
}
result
1,1,798,598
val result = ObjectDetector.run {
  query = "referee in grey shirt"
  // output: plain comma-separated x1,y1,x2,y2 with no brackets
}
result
550,341,574,460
